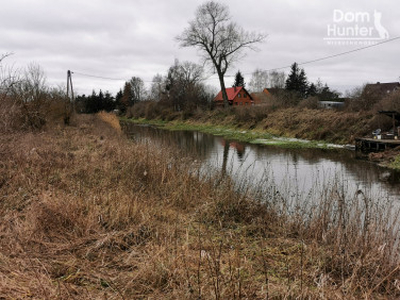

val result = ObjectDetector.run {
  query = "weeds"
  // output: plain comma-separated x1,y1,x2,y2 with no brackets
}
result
125,101,378,145
1,112,400,298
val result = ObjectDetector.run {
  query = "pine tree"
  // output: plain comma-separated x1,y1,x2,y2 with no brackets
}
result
285,62,309,98
298,69,308,98
285,63,300,91
233,70,245,87
307,83,317,97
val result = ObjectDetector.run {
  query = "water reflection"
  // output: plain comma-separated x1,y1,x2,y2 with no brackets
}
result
122,123,400,201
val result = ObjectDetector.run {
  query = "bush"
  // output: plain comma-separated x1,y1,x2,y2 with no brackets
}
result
234,106,269,126
374,89,400,112
298,96,319,109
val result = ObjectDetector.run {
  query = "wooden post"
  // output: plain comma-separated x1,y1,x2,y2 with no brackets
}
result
67,70,75,112
392,113,396,136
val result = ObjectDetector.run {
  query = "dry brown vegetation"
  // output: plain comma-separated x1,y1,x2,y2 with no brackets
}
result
130,86,400,146
1,112,400,299
260,108,377,144
129,101,384,144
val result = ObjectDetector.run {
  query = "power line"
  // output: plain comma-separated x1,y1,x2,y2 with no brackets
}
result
73,69,223,83
266,36,400,72
71,36,399,84
72,71,127,81
73,71,160,84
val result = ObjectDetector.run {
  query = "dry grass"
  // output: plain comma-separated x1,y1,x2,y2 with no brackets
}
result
260,107,377,143
97,111,122,133
128,102,380,144
1,112,400,299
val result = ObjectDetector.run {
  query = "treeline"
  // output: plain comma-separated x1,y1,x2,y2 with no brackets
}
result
74,60,344,118
284,62,339,101
72,59,400,120
75,90,116,114
75,59,216,116
2,52,398,134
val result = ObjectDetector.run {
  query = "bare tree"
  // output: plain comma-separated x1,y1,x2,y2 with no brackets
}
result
249,69,269,92
150,74,164,101
129,76,147,103
9,63,50,129
0,53,17,92
2,62,68,130
164,59,205,111
179,61,203,87
0,53,21,132
269,70,286,89
177,1,266,107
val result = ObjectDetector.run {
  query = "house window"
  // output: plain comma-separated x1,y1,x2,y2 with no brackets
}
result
244,93,247,98
237,94,241,98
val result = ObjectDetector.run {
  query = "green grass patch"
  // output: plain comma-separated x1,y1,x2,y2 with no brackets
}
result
123,118,343,150
121,117,168,127
389,155,400,170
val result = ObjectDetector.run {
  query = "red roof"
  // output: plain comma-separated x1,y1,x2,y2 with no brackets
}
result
214,87,245,101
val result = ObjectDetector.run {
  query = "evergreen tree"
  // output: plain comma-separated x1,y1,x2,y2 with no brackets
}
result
307,83,317,98
233,70,245,87
285,63,300,91
319,84,339,101
103,91,115,111
312,79,340,101
298,69,308,98
86,90,99,113
285,62,308,98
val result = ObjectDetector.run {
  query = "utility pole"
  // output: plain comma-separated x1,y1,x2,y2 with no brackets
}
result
67,70,75,112
64,70,75,125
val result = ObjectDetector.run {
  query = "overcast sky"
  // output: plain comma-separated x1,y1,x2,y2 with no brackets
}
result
1,0,399,96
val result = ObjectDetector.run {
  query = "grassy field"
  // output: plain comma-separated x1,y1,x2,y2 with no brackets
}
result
1,112,400,299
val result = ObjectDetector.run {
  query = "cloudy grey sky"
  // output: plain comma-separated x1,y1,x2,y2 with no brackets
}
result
1,0,399,96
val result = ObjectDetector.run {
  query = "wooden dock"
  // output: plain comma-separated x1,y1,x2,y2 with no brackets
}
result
355,137,400,152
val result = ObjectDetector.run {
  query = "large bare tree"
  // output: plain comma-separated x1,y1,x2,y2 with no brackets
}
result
177,1,266,107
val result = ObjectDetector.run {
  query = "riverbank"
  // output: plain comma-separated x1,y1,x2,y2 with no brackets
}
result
1,112,399,298
122,117,347,150
127,106,380,143
124,105,400,167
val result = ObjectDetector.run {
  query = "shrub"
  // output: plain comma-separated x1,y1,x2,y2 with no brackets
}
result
0,62,69,132
298,96,319,109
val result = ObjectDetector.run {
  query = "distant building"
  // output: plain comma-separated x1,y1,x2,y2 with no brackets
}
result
249,88,286,105
214,86,253,106
249,92,262,105
263,87,285,96
319,101,345,109
250,92,267,105
364,82,400,97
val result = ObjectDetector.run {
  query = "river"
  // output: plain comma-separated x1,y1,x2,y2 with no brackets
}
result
122,123,400,203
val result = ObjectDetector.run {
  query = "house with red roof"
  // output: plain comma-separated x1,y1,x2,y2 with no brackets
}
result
214,86,253,106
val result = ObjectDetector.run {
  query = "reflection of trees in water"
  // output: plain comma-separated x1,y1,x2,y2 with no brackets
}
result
123,123,400,193
220,140,248,175
124,123,217,161
221,141,230,176
250,143,400,191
